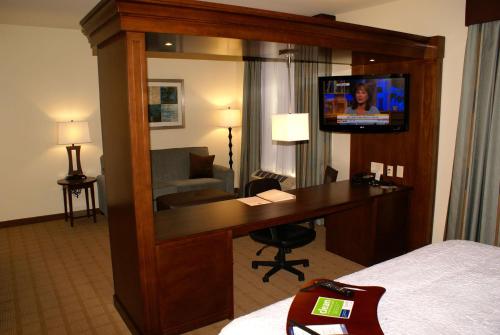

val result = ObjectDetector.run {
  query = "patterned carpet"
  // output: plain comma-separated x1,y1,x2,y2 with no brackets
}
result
0,216,363,335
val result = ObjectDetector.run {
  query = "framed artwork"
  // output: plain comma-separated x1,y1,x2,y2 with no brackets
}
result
147,79,185,129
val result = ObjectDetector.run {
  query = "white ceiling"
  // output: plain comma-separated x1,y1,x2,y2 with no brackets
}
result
0,0,399,30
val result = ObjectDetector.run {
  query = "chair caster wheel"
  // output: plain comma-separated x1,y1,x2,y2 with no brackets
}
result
298,274,305,281
304,261,309,267
252,262,258,269
263,277,269,283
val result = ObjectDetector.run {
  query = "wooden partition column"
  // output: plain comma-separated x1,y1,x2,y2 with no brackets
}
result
96,32,159,333
350,40,444,250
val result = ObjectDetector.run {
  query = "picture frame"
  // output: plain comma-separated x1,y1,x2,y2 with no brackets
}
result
147,79,185,129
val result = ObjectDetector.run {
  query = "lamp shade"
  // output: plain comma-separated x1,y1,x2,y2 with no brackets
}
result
217,108,241,128
57,121,91,145
271,113,309,142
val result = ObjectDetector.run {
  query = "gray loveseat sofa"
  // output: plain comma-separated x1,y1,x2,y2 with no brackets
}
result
97,147,234,215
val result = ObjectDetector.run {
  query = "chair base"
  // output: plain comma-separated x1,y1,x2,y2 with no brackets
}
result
251,248,309,282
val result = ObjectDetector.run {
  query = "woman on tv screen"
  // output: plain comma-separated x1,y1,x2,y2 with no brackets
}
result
346,83,380,115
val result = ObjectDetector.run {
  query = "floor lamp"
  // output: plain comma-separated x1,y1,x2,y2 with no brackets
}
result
218,107,241,170
57,120,92,180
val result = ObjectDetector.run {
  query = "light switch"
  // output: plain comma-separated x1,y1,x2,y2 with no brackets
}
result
397,165,404,178
387,165,394,177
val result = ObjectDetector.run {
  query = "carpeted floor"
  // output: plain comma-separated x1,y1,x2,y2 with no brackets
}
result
0,216,363,335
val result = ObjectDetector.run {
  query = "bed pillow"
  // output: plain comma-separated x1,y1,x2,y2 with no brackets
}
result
189,153,215,178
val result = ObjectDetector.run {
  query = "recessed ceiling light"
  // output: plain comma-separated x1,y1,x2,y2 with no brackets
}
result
165,42,174,46
369,58,375,62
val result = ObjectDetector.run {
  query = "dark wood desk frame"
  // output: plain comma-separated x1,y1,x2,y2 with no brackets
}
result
80,1,443,334
152,181,409,333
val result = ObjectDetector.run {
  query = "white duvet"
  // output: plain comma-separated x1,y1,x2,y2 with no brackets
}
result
219,240,500,334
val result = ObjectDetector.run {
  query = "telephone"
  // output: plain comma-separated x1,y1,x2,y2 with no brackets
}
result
351,172,376,185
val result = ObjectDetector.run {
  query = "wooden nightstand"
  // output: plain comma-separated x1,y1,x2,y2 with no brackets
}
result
57,177,97,227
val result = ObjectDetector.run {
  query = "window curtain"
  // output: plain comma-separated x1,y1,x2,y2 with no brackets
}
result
260,61,296,177
446,21,500,246
295,47,333,188
239,61,262,195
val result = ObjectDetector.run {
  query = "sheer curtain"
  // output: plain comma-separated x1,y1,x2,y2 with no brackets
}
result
260,61,296,177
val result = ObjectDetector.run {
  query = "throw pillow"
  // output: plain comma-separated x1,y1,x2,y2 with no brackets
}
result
189,153,215,178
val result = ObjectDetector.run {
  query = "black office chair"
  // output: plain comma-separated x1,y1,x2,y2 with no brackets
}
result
324,165,339,184
247,178,316,282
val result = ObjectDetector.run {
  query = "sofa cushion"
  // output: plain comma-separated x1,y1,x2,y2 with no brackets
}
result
169,178,225,193
151,147,209,182
152,182,178,200
189,153,215,178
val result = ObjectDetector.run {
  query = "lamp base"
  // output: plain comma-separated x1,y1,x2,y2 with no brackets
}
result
66,145,86,180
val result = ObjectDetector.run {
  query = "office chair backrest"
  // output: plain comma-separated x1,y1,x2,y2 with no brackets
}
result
245,178,281,197
324,166,339,184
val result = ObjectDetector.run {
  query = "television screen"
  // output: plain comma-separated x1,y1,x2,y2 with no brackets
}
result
318,74,409,132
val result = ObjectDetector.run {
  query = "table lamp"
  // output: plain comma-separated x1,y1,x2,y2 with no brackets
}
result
57,120,91,180
218,107,241,170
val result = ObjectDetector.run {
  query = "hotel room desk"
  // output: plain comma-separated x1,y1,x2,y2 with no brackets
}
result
152,181,410,335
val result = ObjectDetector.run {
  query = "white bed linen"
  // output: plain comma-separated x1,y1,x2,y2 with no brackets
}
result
219,240,500,335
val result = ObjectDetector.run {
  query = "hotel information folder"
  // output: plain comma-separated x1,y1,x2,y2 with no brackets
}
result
287,279,386,335
311,297,354,319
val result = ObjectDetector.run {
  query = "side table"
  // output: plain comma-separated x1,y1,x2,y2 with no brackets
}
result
57,177,97,227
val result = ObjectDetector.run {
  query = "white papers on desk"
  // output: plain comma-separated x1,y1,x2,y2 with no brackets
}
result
292,324,348,335
256,189,296,202
237,197,271,206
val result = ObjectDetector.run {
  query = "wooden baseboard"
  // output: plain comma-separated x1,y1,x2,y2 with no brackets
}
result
0,209,104,229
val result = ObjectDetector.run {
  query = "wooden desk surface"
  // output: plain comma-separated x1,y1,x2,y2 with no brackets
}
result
154,181,409,243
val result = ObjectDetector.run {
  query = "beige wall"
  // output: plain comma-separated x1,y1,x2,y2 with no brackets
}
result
0,25,244,222
330,63,353,181
147,58,244,186
0,24,101,221
337,0,468,242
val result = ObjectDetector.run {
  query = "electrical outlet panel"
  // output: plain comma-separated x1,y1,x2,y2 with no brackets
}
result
370,162,384,180
397,165,404,178
387,165,394,177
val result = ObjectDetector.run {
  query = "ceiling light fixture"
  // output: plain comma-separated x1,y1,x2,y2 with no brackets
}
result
165,42,173,46
369,58,375,62
272,45,309,142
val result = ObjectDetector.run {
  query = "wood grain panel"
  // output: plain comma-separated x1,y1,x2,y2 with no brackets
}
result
80,0,440,60
324,190,410,266
350,55,443,250
466,0,500,26
374,192,410,262
97,32,159,334
324,202,375,266
97,34,144,333
156,229,233,334
125,31,160,335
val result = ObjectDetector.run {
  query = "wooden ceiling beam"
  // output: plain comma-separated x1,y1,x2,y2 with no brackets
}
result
81,0,443,60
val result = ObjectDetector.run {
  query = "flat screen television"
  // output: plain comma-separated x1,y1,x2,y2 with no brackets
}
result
318,74,409,132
